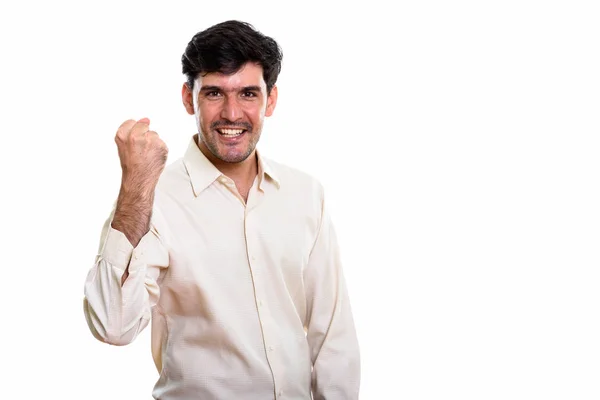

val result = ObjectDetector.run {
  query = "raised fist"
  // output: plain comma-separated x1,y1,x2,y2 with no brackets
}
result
114,118,168,184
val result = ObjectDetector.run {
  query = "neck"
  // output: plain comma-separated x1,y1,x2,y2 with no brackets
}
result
196,135,258,185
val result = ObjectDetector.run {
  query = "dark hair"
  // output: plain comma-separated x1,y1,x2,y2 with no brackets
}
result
182,20,283,94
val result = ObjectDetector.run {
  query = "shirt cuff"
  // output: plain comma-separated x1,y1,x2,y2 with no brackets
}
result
100,227,134,269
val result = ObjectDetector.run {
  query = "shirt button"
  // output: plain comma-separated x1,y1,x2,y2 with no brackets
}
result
251,256,256,261
258,300,263,307
269,346,274,351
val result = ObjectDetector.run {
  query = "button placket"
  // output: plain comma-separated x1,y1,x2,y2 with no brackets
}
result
245,211,274,362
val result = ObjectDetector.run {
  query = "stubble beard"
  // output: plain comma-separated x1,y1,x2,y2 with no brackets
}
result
200,128,260,164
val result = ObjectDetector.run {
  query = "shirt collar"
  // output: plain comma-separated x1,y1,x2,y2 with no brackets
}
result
183,135,280,197
255,148,280,191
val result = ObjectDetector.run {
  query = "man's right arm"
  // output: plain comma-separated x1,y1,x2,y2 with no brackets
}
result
83,118,169,346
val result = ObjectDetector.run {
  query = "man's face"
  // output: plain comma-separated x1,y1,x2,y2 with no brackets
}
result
182,62,277,164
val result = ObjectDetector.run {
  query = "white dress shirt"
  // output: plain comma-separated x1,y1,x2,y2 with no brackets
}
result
83,136,360,399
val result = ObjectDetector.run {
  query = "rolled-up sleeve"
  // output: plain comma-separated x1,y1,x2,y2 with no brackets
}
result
83,206,169,346
304,193,361,399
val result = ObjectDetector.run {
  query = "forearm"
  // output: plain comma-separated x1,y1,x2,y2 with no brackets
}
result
111,177,158,285
111,177,156,248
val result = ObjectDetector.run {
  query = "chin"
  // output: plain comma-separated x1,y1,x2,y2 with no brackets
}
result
219,150,254,164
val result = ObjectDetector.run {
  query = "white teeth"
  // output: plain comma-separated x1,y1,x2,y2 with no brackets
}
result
219,128,244,136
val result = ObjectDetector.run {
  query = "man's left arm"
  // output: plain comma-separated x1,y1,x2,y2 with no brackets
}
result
304,192,361,400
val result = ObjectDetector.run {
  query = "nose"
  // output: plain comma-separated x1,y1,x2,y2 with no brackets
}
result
220,95,243,121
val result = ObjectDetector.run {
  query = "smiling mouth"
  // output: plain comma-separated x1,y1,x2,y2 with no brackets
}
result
217,128,246,137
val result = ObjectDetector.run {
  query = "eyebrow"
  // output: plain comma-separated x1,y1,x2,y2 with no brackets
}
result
200,85,262,93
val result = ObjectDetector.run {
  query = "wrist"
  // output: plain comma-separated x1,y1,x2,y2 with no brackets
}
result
120,174,158,196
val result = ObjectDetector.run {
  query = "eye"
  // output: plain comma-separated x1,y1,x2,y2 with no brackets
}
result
205,91,222,98
241,91,257,98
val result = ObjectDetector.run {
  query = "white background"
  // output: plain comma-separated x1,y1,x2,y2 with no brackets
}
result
0,0,599,399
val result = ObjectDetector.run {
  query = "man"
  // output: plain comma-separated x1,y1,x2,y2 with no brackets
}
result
83,20,360,399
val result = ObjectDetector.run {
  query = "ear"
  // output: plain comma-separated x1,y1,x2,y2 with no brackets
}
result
182,83,195,115
265,85,278,117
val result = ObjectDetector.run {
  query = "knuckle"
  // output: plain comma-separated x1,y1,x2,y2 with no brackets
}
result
116,119,135,135
118,119,135,129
